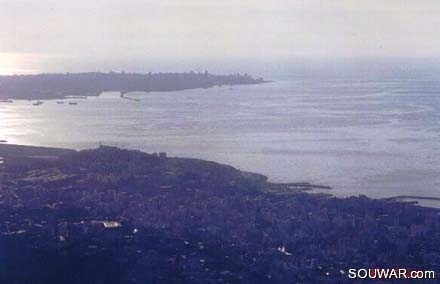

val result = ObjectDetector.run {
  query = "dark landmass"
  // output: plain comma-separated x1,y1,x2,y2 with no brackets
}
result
385,195,440,202
0,144,439,283
0,72,266,100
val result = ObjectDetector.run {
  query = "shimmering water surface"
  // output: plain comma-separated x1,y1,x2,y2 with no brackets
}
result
1,79,440,205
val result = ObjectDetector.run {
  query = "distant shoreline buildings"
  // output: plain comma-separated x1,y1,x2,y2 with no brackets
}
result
0,72,266,100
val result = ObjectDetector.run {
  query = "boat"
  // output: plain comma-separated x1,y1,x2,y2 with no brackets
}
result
69,102,78,105
32,101,43,106
0,99,13,103
56,101,65,104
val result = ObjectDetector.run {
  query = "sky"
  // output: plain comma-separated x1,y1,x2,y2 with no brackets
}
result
1,0,440,74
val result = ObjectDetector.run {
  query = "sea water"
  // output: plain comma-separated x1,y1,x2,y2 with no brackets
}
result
1,75,440,206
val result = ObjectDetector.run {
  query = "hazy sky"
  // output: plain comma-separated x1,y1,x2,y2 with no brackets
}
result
1,0,440,59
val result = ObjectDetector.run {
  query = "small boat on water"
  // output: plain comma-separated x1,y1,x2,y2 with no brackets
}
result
32,101,43,106
0,99,13,103
56,101,65,104
69,102,78,105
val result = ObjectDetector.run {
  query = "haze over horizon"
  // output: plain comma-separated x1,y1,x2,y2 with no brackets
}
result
1,0,440,75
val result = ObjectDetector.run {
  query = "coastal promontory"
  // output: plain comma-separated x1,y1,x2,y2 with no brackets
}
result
0,72,265,100
0,144,439,283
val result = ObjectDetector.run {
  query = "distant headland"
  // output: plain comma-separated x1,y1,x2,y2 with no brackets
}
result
0,72,266,100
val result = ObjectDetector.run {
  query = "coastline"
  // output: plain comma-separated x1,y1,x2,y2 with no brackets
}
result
0,72,267,100
1,143,440,283
1,143,439,207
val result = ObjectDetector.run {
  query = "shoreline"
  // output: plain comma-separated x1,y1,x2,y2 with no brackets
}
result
0,72,267,100
1,143,439,208
0,82,269,102
1,143,440,283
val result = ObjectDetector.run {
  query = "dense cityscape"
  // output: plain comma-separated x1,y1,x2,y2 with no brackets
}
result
0,144,438,283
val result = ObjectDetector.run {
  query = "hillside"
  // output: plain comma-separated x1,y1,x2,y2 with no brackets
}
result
0,145,439,283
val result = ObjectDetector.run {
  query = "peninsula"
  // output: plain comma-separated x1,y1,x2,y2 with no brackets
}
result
0,144,439,283
0,72,266,100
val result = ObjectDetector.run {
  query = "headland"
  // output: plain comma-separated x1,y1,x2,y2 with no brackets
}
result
0,144,439,283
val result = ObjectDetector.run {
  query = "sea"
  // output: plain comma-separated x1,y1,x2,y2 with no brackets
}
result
1,56,440,207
